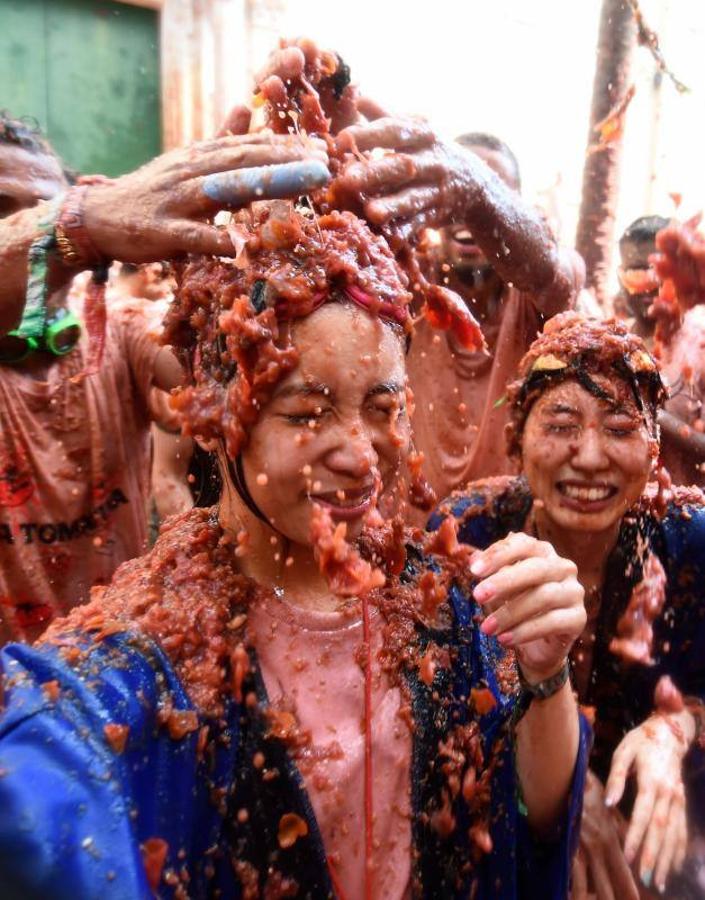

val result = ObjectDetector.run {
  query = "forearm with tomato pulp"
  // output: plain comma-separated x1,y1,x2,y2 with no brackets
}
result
457,154,577,315
659,410,705,461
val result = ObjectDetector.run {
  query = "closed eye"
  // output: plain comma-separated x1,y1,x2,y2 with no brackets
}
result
282,407,332,425
368,398,405,416
606,425,637,437
545,422,578,434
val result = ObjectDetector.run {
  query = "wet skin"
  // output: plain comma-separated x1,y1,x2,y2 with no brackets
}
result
0,144,67,219
521,377,653,540
438,145,519,346
439,145,520,274
241,302,410,546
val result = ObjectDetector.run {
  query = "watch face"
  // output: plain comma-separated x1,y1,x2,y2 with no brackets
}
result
521,661,570,699
45,310,82,355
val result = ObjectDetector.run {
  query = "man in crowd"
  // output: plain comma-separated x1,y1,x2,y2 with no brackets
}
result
616,214,705,487
335,127,582,503
105,262,195,527
0,112,328,642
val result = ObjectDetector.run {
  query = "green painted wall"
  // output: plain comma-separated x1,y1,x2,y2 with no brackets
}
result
0,0,161,177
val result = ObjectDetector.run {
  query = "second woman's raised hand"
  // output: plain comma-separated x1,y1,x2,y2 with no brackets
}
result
604,711,694,893
469,531,586,682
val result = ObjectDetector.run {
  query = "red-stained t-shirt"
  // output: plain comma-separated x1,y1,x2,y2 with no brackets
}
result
248,593,412,900
408,286,541,505
0,306,160,644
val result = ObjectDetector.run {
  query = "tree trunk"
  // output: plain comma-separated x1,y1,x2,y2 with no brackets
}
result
575,0,636,307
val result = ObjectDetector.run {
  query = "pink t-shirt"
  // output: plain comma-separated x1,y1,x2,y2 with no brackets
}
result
0,306,160,644
248,593,412,900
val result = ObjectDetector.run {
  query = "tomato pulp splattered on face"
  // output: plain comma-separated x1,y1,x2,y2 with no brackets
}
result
507,312,666,457
521,380,653,538
164,206,413,461
242,302,409,548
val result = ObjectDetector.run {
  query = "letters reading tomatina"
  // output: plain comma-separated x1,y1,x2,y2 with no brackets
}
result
0,488,129,545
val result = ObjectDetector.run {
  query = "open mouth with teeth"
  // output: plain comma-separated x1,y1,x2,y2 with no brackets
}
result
309,487,375,521
450,228,481,256
557,481,618,508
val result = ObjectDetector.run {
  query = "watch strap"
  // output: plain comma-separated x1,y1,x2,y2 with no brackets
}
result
518,659,570,701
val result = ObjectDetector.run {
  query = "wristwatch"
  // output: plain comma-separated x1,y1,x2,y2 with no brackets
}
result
518,659,571,701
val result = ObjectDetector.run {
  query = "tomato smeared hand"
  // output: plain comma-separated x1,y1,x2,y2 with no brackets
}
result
604,678,695,894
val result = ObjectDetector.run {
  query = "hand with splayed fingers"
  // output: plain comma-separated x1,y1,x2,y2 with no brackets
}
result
469,530,586,684
572,769,639,900
332,117,466,241
330,116,571,313
604,710,694,894
81,131,329,264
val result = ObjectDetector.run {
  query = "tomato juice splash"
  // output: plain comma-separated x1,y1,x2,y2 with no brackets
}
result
649,215,705,354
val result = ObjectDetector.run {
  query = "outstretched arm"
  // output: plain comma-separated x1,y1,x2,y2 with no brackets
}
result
605,702,697,892
331,118,582,316
659,409,705,463
0,132,329,337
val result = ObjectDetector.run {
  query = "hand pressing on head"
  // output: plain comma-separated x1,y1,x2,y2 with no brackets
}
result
330,118,568,304
604,709,694,894
81,131,329,263
332,116,524,240
571,769,640,900
469,530,586,683
331,117,463,240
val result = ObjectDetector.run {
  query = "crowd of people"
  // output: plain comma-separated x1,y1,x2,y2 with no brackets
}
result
0,36,704,900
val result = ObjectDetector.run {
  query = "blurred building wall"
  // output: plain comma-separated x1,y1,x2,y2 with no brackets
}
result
161,0,247,147
0,0,161,177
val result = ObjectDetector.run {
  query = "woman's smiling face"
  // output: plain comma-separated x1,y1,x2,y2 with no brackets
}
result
240,302,410,546
521,376,654,536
